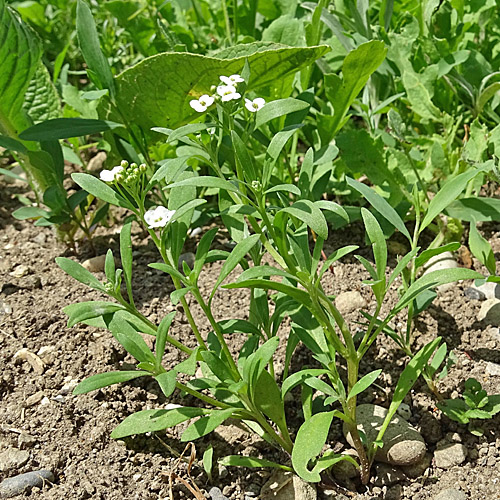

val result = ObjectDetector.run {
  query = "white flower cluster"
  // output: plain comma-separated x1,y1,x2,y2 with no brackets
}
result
144,206,176,229
100,160,147,184
189,74,265,113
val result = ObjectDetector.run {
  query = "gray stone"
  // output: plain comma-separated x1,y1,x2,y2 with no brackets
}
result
17,433,36,450
386,484,403,500
401,452,432,478
209,486,229,500
433,488,467,500
434,443,467,469
419,412,443,444
422,252,458,293
468,282,500,300
261,471,317,500
485,361,500,376
24,391,44,407
0,469,54,498
331,450,359,481
372,463,406,486
464,287,485,301
82,255,106,273
335,291,367,315
0,448,30,473
396,403,411,420
477,299,500,324
178,252,195,271
343,404,426,466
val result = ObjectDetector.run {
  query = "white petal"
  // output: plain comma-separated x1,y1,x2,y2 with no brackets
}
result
190,100,207,112
200,94,214,106
231,92,241,100
229,74,244,83
99,169,115,182
217,84,236,97
219,76,232,85
245,101,257,112
254,98,266,109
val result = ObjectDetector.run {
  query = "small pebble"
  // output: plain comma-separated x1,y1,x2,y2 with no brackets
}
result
434,443,467,468
178,252,195,271
82,255,106,273
397,403,412,420
335,291,367,315
0,301,12,315
477,299,500,324
0,469,54,498
464,287,485,301
209,486,229,500
433,488,467,500
24,391,44,407
485,361,500,376
0,448,30,473
9,265,30,278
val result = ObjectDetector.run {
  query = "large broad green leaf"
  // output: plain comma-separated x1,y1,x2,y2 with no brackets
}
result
0,0,41,138
114,43,330,132
445,197,500,222
325,40,387,137
23,62,61,123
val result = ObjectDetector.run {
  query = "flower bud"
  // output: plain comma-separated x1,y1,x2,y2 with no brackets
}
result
120,160,129,168
139,163,147,172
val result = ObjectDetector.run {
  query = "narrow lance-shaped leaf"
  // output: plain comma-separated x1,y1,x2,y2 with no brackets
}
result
111,407,207,439
120,220,134,304
219,456,292,470
210,234,261,300
73,371,149,395
420,169,481,232
277,200,328,240
347,369,382,401
72,173,135,210
56,257,105,292
347,177,411,241
76,0,115,96
373,338,441,451
156,311,176,367
19,118,123,142
181,409,234,441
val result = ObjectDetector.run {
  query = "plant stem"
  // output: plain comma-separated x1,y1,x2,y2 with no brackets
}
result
221,0,233,44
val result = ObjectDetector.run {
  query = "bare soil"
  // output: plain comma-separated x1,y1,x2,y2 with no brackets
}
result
1,179,500,500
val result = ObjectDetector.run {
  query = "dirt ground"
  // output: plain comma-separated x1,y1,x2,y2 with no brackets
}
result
1,178,500,500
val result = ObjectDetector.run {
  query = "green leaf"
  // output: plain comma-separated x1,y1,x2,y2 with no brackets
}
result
72,173,134,209
120,220,134,304
224,279,312,309
325,41,387,136
265,184,302,196
193,227,219,279
200,351,234,383
253,369,286,431
347,370,382,401
393,268,483,314
56,257,105,292
156,311,176,367
219,455,292,470
20,118,123,142
277,200,328,240
446,197,500,222
243,336,280,389
361,208,387,282
181,409,234,441
155,371,177,398
166,123,214,143
104,249,115,283
12,206,49,220
76,0,115,96
210,234,261,299
292,411,334,482
114,45,329,132
317,245,358,280
469,223,496,275
0,0,41,138
23,62,61,123
414,242,461,270
111,407,206,439
347,177,411,241
281,369,329,397
237,265,297,282
111,315,156,364
256,99,309,128
73,370,149,395
420,170,481,232
374,338,441,446
232,130,257,182
149,263,187,283
63,301,125,328
168,176,241,194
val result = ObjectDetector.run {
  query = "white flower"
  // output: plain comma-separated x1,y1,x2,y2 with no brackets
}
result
219,74,244,85
144,206,176,229
245,97,266,112
189,94,214,113
99,165,124,182
216,84,241,102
